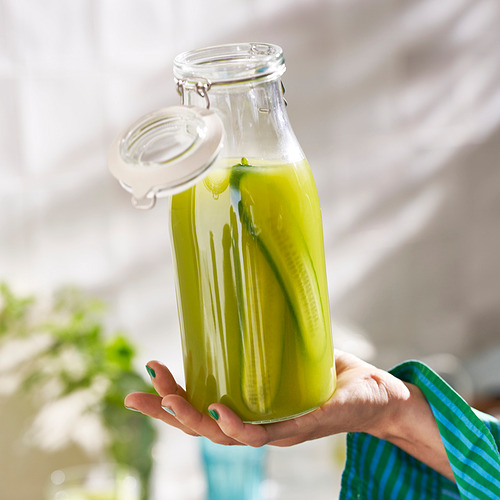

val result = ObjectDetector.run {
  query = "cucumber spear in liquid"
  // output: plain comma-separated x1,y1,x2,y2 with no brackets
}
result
237,225,286,414
230,160,328,364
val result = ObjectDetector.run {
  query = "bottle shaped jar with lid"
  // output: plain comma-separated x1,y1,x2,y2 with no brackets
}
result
109,43,336,423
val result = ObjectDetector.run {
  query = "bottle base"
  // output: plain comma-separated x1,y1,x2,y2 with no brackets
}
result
242,405,319,425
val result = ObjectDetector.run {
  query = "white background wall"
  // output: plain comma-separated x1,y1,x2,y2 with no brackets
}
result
1,0,500,498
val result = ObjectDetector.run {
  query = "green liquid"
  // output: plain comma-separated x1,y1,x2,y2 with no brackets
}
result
170,159,335,423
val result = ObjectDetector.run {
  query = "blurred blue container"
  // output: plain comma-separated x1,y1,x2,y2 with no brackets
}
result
200,438,267,500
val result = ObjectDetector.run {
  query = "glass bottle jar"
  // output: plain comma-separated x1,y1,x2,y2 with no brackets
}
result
109,43,336,423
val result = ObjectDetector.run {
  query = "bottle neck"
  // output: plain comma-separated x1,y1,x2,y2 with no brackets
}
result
180,78,303,163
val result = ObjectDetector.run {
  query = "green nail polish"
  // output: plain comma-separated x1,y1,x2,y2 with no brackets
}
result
162,406,176,417
208,409,219,421
146,365,156,378
125,406,140,412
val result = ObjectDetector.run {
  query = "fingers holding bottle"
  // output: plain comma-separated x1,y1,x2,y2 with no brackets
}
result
144,360,187,399
160,395,243,446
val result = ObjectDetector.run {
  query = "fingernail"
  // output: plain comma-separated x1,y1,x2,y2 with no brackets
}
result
125,406,140,412
146,365,156,378
208,409,219,421
162,406,176,417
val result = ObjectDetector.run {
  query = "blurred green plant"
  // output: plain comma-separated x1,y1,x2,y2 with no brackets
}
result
0,283,157,500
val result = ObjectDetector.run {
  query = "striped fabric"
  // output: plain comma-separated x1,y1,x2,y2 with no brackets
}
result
340,360,500,499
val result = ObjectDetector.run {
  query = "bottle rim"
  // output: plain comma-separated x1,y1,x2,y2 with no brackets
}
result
173,42,286,85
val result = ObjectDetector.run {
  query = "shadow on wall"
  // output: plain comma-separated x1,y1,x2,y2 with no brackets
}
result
332,127,500,368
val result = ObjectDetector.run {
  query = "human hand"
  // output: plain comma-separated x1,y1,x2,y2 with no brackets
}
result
124,350,411,447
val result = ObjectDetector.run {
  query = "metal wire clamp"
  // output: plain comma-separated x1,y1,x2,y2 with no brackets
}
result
176,78,212,109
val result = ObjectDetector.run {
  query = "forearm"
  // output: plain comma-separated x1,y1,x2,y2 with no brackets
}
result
371,381,454,481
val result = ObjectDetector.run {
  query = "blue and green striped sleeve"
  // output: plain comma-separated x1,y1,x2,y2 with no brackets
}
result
340,360,500,499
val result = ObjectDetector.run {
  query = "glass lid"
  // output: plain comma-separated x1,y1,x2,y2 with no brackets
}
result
108,105,223,209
